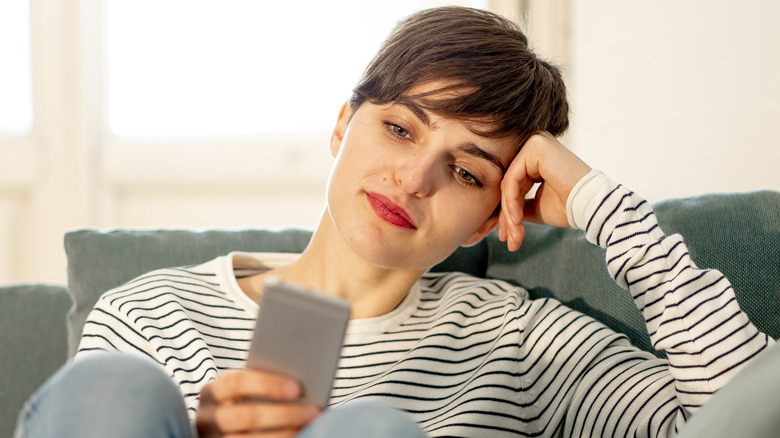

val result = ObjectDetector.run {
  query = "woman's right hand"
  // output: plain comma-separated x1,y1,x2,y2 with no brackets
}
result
498,131,591,251
196,369,320,437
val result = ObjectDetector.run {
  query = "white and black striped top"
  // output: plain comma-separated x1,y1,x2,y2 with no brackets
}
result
77,171,772,437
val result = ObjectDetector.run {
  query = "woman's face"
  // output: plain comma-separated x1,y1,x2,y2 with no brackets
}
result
326,84,519,272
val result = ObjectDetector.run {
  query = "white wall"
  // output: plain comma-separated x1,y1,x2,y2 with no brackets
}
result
2,1,779,285
0,0,494,285
567,0,780,202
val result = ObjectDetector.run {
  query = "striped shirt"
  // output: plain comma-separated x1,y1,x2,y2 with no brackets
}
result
77,171,772,437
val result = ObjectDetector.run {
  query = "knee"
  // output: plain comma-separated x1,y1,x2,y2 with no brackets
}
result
721,341,780,404
679,341,780,438
64,353,170,386
299,400,427,438
58,353,182,408
68,353,186,414
17,353,190,438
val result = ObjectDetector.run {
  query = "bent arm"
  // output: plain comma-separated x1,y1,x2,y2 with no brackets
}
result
566,170,773,436
500,133,772,436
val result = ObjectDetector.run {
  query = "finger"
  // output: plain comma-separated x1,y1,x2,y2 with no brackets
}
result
499,198,522,251
223,429,299,438
500,169,535,251
501,169,534,228
522,182,567,227
497,204,506,242
205,370,302,404
498,195,519,243
505,221,525,252
521,197,544,226
502,207,520,251
215,402,319,435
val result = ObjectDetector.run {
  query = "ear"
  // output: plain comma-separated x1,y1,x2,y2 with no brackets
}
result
330,103,353,157
460,214,498,247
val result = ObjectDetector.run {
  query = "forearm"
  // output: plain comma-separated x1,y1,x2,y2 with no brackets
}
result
567,170,773,407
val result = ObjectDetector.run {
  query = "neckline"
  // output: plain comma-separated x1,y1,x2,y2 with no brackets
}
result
217,251,422,335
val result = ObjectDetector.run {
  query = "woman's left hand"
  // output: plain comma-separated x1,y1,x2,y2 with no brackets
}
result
498,131,591,251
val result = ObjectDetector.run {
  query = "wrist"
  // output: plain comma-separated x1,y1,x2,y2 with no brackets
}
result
565,169,616,229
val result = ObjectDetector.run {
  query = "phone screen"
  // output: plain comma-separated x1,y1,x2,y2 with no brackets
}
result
246,278,351,408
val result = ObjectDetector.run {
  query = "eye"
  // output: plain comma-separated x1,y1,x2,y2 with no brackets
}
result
451,165,483,188
384,122,413,140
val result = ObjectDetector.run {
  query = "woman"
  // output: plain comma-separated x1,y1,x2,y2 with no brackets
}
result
17,7,774,438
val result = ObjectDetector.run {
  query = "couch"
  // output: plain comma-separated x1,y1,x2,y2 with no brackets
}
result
2,190,779,437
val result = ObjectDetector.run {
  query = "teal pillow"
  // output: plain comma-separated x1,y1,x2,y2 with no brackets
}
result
65,191,780,359
0,284,71,438
481,190,780,356
65,228,313,358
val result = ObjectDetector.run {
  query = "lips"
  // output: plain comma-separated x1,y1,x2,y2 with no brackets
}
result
366,193,416,229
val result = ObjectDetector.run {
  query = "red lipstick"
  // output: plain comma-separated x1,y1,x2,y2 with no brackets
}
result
366,193,416,229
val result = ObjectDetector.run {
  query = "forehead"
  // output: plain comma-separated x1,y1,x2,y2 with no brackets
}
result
398,80,518,143
372,105,517,173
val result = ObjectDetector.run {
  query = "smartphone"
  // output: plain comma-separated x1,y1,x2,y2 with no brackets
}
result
246,278,351,408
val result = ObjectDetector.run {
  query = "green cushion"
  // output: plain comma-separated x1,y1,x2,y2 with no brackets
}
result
0,284,72,438
65,228,314,358
65,191,780,359
482,190,780,356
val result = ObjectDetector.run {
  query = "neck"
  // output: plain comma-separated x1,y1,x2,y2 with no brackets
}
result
246,210,425,319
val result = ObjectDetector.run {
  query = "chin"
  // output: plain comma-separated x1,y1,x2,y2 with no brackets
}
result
326,199,455,272
335,225,420,271
354,229,459,272
355,231,419,269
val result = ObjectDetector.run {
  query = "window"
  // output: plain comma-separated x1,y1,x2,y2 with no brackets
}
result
0,0,33,136
106,1,491,138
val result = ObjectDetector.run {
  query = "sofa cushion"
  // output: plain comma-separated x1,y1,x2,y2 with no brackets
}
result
64,226,486,358
65,191,780,359
0,283,72,438
481,190,780,355
65,228,314,358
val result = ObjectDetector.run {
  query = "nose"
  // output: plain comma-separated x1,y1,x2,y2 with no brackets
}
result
395,153,439,197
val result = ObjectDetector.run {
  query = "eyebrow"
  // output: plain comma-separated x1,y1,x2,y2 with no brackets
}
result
460,143,506,173
395,98,433,128
394,99,506,172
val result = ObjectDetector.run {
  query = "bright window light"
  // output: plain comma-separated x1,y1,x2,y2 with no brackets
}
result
107,1,431,137
0,1,33,136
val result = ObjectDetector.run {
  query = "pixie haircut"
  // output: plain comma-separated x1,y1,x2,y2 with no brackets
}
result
349,6,569,146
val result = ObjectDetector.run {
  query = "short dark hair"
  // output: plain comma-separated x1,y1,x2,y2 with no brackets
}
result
349,6,569,145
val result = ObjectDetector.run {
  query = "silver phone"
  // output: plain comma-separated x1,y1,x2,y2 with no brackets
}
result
246,278,351,408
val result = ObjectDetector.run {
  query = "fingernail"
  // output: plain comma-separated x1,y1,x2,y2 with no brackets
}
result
510,215,518,225
305,406,320,422
510,231,517,242
284,381,301,399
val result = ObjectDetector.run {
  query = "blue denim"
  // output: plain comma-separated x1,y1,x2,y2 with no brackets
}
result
21,343,780,437
676,340,780,438
14,353,426,438
14,354,193,438
298,400,427,438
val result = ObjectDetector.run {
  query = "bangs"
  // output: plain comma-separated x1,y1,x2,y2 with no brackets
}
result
350,7,569,147
395,82,515,140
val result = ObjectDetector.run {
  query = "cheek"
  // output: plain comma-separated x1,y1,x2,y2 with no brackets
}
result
476,187,503,217
436,189,501,232
335,131,393,169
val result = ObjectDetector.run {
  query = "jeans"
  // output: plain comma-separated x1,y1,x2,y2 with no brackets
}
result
14,353,427,438
16,343,780,437
675,339,780,438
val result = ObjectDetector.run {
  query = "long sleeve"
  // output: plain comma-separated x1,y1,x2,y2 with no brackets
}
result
76,294,163,363
74,264,253,419
563,170,773,436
